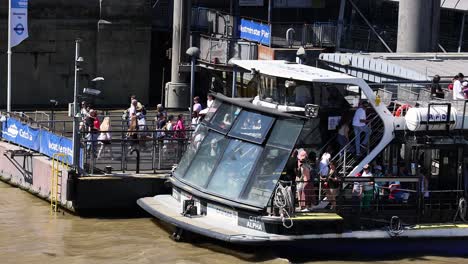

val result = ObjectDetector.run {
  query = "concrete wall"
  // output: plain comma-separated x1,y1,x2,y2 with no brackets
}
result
0,0,151,108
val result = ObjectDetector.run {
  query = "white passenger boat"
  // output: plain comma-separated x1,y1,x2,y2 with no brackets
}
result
138,60,468,244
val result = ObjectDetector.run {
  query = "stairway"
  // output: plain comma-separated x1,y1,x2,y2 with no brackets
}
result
313,114,386,210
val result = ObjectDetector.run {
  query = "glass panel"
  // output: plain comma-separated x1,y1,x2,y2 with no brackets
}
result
228,111,275,144
173,125,208,178
209,103,242,132
268,119,304,149
243,147,290,207
183,132,229,187
203,98,222,122
207,140,263,199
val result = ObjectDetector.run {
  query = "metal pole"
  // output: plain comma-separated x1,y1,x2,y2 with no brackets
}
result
336,0,346,50
232,66,237,97
189,56,195,119
458,13,466,53
72,39,81,170
268,0,272,24
7,0,12,112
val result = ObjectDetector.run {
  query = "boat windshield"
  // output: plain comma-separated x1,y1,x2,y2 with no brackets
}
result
174,100,304,208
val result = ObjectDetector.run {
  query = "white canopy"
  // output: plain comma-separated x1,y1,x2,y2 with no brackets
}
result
231,60,356,83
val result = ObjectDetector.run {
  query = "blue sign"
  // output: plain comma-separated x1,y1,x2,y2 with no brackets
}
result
239,19,271,46
39,130,74,164
1,116,82,167
2,117,40,151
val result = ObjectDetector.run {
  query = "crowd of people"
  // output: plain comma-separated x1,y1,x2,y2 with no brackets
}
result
79,94,215,159
431,72,468,100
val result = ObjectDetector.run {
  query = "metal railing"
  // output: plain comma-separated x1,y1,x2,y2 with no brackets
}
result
198,34,257,64
270,22,337,48
81,129,194,175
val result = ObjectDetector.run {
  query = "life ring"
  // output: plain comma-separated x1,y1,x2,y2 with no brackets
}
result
394,104,411,117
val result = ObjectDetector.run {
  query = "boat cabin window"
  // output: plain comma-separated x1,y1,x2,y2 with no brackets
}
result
208,103,242,133
241,119,303,206
183,131,229,187
258,76,350,109
228,111,275,144
173,125,209,178
203,98,222,122
174,99,305,208
207,140,263,199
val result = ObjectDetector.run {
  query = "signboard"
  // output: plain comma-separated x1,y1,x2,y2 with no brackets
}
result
39,130,74,164
2,117,40,150
239,19,271,46
10,0,29,47
258,44,275,60
274,0,325,8
328,116,341,130
239,0,263,6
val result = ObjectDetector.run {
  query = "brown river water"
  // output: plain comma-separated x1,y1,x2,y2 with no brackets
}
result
0,181,466,264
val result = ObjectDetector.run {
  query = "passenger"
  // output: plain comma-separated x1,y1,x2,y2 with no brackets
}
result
295,84,313,107
447,75,458,90
193,96,202,114
80,101,89,121
373,165,385,197
352,100,371,157
351,172,363,213
207,94,214,108
296,150,315,211
453,73,465,100
336,114,351,150
420,168,430,199
361,164,374,209
319,146,332,176
191,111,200,128
85,109,100,156
174,114,186,139
430,75,444,99
463,82,468,99
97,117,113,160
321,161,340,210
156,104,167,119
126,115,139,150
156,114,167,139
128,99,138,125
166,115,174,136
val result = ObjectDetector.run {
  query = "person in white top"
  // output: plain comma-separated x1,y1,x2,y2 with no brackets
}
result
97,117,114,160
352,101,371,156
453,73,465,100
206,94,214,108
319,147,332,177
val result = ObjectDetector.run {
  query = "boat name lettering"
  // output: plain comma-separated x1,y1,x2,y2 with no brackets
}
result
428,113,447,121
238,213,264,231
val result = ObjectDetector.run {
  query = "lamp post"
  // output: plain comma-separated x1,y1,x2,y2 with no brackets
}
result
72,39,82,171
186,47,200,119
49,99,58,132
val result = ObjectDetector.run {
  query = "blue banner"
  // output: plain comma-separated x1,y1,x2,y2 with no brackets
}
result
39,130,74,164
239,19,271,46
2,117,40,151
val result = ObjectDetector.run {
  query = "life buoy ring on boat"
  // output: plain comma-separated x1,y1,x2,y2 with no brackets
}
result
394,104,411,117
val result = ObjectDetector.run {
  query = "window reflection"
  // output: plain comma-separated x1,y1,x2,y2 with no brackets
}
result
268,119,304,149
243,147,290,206
174,125,208,178
229,111,274,144
183,132,229,187
207,140,262,199
210,103,241,132
203,99,221,122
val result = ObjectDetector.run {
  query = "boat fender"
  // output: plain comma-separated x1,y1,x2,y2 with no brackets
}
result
388,216,404,237
453,197,467,222
394,104,411,117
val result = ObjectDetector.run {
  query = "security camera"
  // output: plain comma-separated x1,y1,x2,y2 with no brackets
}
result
76,57,84,62
49,99,58,106
83,88,101,96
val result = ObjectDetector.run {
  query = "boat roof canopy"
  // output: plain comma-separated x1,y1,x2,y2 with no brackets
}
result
231,60,356,83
